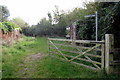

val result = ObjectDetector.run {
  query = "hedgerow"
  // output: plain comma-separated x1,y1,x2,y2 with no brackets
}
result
0,21,21,33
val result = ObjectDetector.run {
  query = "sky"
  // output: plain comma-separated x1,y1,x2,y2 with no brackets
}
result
0,0,93,25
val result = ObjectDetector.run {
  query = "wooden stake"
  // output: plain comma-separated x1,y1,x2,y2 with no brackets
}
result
101,40,105,69
105,34,114,74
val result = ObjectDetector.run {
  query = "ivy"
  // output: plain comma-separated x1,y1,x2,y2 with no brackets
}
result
0,21,21,33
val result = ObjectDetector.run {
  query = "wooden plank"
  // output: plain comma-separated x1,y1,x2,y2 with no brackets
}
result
112,60,120,63
50,46,102,58
49,40,68,61
48,38,106,71
50,46,81,54
54,43,101,51
110,60,120,65
75,45,101,69
113,48,120,53
48,38,105,44
51,51,101,65
110,62,120,66
50,55,100,71
84,55,101,69
69,44,101,62
68,54,101,65
85,54,102,58
70,61,100,71
59,48,81,54
113,48,120,51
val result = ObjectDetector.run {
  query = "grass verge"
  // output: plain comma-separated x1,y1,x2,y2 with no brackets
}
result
2,36,119,78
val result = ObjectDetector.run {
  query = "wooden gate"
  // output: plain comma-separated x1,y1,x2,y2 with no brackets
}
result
48,34,120,74
48,38,105,71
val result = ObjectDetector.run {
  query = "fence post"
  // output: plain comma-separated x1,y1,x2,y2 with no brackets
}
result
48,38,50,56
101,40,105,69
105,34,114,74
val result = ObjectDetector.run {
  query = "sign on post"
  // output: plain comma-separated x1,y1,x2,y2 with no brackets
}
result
84,11,98,41
84,14,96,18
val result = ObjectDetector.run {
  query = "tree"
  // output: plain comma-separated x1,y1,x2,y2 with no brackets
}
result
12,17,29,28
0,5,10,21
47,12,52,24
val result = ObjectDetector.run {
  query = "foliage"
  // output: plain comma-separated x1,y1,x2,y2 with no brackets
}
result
12,17,29,28
2,21,15,32
0,6,23,33
22,6,88,37
0,22,7,31
0,21,20,33
0,6,10,21
89,2,120,47
22,2,120,47
2,37,119,78
74,2,120,43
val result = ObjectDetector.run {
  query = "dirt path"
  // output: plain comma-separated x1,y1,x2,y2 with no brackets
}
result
17,53,45,78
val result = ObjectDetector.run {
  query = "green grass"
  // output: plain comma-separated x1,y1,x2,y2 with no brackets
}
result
2,37,48,78
2,36,120,78
35,56,103,78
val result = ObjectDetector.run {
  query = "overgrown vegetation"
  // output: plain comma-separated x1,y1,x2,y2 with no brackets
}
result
2,37,119,78
2,37,47,78
22,2,120,48
0,6,28,34
1,1,120,79
0,21,21,33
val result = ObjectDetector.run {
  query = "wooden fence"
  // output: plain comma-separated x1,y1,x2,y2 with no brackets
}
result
48,34,120,74
48,38,105,71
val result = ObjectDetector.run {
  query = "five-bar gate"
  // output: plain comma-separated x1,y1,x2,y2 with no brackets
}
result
48,34,115,73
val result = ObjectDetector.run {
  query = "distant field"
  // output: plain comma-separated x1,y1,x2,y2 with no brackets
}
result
2,36,119,78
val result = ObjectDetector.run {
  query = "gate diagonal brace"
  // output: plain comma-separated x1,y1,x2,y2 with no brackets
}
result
75,46,101,69
68,44,101,62
49,40,68,61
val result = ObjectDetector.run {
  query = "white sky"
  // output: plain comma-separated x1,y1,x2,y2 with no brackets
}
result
0,0,93,25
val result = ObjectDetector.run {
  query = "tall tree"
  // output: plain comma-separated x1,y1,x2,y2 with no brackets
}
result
0,5,10,21
47,12,52,24
12,17,28,28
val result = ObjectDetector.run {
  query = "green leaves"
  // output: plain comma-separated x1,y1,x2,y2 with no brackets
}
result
0,6,10,21
0,21,21,32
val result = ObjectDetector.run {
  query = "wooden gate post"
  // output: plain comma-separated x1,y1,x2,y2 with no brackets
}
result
101,40,105,69
105,34,114,74
48,38,50,56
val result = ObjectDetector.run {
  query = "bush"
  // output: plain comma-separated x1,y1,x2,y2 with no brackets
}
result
0,21,21,33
